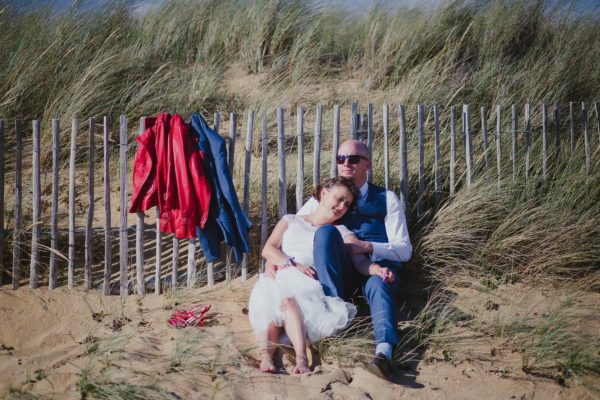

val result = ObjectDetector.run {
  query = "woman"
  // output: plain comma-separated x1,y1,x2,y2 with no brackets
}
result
248,177,359,374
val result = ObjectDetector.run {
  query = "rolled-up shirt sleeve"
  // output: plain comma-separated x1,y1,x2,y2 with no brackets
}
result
371,191,412,263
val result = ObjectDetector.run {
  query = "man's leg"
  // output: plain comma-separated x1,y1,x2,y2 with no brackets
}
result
313,225,353,298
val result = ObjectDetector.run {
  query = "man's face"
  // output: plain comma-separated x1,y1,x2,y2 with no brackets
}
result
337,141,371,186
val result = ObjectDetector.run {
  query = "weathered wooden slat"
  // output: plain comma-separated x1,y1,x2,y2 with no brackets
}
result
206,114,221,287
260,111,268,273
595,101,600,148
383,104,389,190
433,105,441,206
119,115,128,297
367,103,373,183
542,103,548,180
582,102,590,175
569,101,576,155
103,116,112,295
331,105,340,178
417,105,425,217
511,105,518,182
154,208,161,295
313,105,322,189
225,112,237,283
463,105,472,188
136,118,145,295
30,120,41,288
68,118,77,288
398,105,408,210
277,107,287,218
450,106,457,196
12,120,23,289
0,120,4,285
172,237,179,289
49,119,60,290
187,237,196,288
524,104,531,180
481,106,489,170
496,105,502,183
351,101,358,140
84,118,94,290
554,102,561,159
296,107,305,210
241,110,254,281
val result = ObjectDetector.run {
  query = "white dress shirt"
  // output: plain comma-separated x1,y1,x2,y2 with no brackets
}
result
297,182,412,263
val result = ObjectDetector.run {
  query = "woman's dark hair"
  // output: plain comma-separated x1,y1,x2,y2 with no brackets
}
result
313,177,360,209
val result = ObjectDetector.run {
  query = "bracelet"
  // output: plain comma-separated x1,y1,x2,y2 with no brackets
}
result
283,256,296,267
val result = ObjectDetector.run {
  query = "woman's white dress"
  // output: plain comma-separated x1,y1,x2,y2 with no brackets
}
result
248,214,357,343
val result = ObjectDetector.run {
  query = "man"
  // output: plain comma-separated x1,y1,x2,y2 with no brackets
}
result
297,139,412,380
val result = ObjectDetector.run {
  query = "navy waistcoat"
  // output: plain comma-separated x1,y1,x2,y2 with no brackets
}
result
340,183,388,243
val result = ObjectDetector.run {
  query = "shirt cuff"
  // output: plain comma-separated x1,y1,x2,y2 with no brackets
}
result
371,242,388,261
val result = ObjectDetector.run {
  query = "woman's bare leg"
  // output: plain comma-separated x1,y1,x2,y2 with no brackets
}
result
281,297,310,374
258,322,281,373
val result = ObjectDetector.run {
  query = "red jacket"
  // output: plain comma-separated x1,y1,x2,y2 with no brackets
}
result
129,113,211,238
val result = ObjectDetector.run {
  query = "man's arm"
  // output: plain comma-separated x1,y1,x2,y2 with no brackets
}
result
345,191,412,262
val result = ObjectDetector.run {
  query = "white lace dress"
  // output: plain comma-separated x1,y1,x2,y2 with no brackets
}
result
248,214,357,343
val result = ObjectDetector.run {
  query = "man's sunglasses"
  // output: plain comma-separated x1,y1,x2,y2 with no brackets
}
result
336,154,369,165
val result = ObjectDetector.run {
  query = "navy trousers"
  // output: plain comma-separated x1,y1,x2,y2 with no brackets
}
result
313,225,401,346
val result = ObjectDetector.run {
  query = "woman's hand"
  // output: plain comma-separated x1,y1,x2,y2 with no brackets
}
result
368,263,394,283
292,263,317,280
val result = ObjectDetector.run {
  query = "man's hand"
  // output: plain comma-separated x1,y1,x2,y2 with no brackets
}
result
344,235,374,255
368,263,395,283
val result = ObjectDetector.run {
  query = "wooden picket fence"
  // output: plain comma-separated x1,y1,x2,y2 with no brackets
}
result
0,101,598,296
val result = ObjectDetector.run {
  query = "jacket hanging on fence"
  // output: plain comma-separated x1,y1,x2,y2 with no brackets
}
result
129,113,211,239
190,112,252,263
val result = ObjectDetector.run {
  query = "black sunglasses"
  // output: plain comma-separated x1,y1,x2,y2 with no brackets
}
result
336,154,369,165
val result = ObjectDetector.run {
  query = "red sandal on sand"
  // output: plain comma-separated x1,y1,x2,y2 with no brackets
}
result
167,304,211,328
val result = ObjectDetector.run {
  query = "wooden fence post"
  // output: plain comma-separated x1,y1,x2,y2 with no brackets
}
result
595,102,600,148
0,120,4,285
260,111,268,273
367,103,373,183
278,108,287,218
481,106,489,170
351,101,358,140
12,120,23,289
582,102,590,175
433,105,441,207
119,115,128,297
225,112,237,283
463,105,472,188
496,105,502,183
417,105,425,217
542,103,548,180
524,103,531,180
296,108,305,211
103,116,112,295
383,104,389,190
450,106,457,196
85,118,94,290
68,118,77,288
30,120,41,288
331,105,340,178
511,105,518,182
313,105,322,189
241,110,254,281
554,102,561,160
49,119,59,290
205,113,221,287
398,105,409,210
136,118,146,295
187,236,197,288
172,237,179,288
569,101,576,155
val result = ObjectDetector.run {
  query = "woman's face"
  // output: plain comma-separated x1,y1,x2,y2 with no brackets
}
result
319,185,354,221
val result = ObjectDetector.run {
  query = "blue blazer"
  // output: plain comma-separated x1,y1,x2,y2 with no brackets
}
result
190,113,252,263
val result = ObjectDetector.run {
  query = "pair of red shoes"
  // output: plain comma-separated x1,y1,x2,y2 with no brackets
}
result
167,304,211,328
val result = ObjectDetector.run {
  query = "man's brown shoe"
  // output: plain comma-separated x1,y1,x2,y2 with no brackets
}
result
365,353,391,380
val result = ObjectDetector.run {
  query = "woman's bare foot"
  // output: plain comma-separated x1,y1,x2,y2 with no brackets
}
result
259,353,277,373
292,355,310,374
